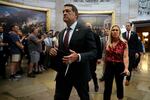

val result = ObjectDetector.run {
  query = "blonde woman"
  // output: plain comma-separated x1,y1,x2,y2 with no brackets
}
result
103,25,129,100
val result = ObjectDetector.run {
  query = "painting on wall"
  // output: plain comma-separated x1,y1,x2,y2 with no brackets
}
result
78,11,115,35
0,1,50,34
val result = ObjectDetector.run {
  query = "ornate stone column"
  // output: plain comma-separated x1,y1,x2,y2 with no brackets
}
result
55,0,65,31
120,0,129,25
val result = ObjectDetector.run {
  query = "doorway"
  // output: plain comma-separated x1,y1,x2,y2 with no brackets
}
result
133,20,150,52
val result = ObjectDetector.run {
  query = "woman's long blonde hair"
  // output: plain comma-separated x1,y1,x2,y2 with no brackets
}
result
106,25,126,48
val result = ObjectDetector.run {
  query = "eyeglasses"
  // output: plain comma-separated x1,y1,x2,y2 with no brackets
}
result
111,29,119,31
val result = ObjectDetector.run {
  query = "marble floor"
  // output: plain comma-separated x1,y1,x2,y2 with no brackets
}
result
0,53,150,100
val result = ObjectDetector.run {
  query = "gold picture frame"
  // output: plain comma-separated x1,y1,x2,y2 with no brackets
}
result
0,1,51,33
79,11,115,30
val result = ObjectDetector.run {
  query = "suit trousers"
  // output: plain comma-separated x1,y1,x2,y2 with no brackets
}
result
104,61,124,100
133,53,141,69
89,58,98,86
0,51,8,78
126,52,136,81
54,74,90,100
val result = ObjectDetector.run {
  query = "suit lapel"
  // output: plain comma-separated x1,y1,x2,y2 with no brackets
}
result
128,31,134,40
59,29,66,47
123,32,127,40
69,23,81,47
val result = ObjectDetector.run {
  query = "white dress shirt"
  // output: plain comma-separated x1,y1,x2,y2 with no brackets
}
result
63,21,77,45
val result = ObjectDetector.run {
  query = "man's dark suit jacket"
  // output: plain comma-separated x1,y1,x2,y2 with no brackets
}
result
93,32,102,60
0,33,10,56
122,31,143,54
53,22,97,82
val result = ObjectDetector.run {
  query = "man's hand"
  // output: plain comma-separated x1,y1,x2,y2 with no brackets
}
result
121,68,130,76
135,53,139,59
49,47,58,56
62,49,79,64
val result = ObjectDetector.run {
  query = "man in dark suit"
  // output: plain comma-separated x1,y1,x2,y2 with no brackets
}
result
49,4,97,100
85,22,102,92
122,22,143,86
0,25,10,79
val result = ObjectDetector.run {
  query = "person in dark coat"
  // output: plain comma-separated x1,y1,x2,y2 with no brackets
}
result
49,4,97,100
0,25,10,79
85,22,102,92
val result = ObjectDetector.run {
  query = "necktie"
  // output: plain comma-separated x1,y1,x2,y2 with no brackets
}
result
64,28,71,48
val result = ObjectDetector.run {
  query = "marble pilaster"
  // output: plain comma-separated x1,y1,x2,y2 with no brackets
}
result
55,0,65,31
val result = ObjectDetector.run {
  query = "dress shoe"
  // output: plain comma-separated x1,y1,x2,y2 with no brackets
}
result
94,85,99,92
125,80,129,86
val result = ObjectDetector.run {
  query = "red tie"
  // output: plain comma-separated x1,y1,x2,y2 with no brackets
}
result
64,28,71,48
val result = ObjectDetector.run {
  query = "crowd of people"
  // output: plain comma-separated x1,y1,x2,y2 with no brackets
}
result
0,24,59,80
0,4,144,100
